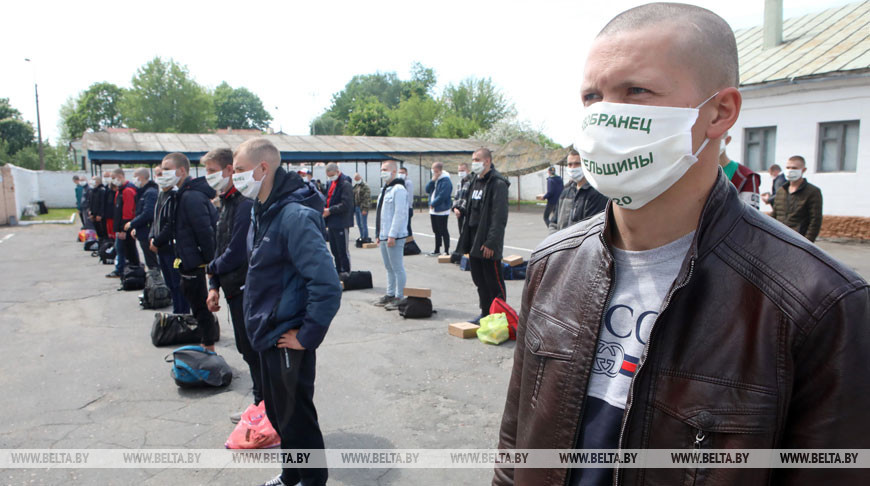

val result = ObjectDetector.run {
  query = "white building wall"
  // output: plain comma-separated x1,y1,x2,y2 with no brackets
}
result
729,77,870,217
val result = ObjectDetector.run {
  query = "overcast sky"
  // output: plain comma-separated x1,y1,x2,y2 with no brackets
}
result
0,0,855,147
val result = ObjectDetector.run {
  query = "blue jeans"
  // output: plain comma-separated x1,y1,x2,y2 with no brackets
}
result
114,237,126,274
158,251,190,314
354,207,369,240
379,238,406,299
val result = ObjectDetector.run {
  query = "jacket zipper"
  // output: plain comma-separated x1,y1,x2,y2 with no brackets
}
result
565,234,616,486
612,258,696,486
690,428,707,486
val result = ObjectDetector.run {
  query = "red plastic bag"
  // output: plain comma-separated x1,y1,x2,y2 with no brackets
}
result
225,402,280,449
490,297,518,340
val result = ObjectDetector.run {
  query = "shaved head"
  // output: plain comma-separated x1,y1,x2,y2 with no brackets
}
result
234,138,280,168
134,167,150,179
598,3,738,93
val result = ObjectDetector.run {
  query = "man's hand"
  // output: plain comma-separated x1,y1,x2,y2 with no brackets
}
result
761,192,771,204
149,239,158,253
453,208,461,217
123,222,131,232
277,329,305,350
361,210,367,216
206,289,221,313
387,237,396,248
535,194,544,201
322,208,331,218
481,245,494,259
131,229,136,238
95,215,102,222
117,231,126,240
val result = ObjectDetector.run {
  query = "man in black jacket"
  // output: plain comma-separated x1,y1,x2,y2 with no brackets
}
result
202,148,261,420
164,152,218,350
111,168,141,276
548,149,608,234
126,168,159,270
322,162,354,276
88,175,108,241
150,166,189,314
456,148,509,323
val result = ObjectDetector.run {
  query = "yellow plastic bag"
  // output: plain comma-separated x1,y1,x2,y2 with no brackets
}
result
477,313,510,345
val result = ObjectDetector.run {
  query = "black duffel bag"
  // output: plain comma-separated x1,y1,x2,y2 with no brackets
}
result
140,269,172,309
398,296,435,319
84,239,100,252
98,239,115,264
341,270,373,291
403,239,421,256
151,313,220,347
122,265,146,291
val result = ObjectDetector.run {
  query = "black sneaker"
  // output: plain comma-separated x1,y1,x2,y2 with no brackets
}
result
105,271,121,278
469,314,485,325
373,295,394,307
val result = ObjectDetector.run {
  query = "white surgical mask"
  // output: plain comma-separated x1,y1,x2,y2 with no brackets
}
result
88,181,96,188
719,139,727,155
156,170,179,189
133,179,143,188
458,171,467,178
327,174,338,182
397,173,406,180
471,162,484,173
784,168,803,182
380,171,392,180
567,167,585,182
205,171,230,192
232,168,263,199
575,92,718,210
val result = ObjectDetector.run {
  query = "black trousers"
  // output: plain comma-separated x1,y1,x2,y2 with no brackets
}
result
94,219,108,240
227,293,262,404
407,207,413,235
543,201,558,226
122,232,140,266
430,214,450,253
260,347,327,485
327,227,350,274
179,267,217,346
469,256,506,316
137,237,158,270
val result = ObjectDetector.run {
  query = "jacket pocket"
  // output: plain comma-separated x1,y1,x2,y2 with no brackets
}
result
525,307,579,406
647,371,778,486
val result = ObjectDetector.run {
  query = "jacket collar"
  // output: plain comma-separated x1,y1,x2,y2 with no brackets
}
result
601,167,742,263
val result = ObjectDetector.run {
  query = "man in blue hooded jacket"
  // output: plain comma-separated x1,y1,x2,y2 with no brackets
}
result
233,138,341,486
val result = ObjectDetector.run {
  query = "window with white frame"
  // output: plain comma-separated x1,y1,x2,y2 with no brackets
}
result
743,126,776,173
818,121,859,172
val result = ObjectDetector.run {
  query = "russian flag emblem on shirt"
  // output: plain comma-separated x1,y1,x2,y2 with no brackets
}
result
619,354,639,377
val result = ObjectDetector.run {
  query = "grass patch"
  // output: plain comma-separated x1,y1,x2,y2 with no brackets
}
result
21,208,77,221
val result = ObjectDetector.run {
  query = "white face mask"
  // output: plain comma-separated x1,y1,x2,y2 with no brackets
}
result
567,166,585,182
88,181,96,188
112,178,122,187
156,170,179,189
458,171,467,178
719,139,727,155
327,174,338,182
575,92,717,210
232,168,263,199
397,173,406,180
784,168,803,182
471,162,484,173
205,171,230,192
380,171,392,181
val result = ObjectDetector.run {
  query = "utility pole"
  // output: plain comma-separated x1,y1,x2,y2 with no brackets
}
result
24,58,45,170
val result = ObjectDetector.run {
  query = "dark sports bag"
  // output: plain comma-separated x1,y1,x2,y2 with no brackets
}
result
398,296,435,319
122,265,146,291
140,269,172,309
503,261,528,281
98,239,115,264
354,237,373,248
403,239,421,256
84,239,100,252
341,270,373,291
151,313,220,347
165,345,232,388
450,252,462,264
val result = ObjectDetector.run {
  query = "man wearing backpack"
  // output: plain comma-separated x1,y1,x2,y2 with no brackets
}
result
233,138,341,486
164,153,218,351
202,148,261,423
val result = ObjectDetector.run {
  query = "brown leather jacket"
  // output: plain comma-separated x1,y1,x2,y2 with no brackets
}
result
494,171,870,485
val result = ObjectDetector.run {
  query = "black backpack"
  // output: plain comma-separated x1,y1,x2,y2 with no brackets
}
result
122,265,146,291
166,345,232,388
403,239,421,256
151,313,220,347
341,270,373,291
354,237,373,248
98,239,115,264
140,269,172,309
84,240,100,252
398,296,435,319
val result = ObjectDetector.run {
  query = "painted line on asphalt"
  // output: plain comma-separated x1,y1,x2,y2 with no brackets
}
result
366,226,535,253
0,233,15,244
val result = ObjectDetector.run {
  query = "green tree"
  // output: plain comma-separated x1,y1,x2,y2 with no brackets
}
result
214,82,272,130
0,98,35,154
326,72,404,124
402,62,437,100
390,95,441,137
441,77,515,131
122,57,215,133
310,114,344,135
346,96,391,136
59,82,125,141
434,113,480,139
1,142,76,171
474,119,561,149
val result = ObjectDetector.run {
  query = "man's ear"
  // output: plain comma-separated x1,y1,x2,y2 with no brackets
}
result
705,87,741,141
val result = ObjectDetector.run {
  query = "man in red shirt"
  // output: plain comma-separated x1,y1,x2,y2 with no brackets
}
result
719,132,760,209
109,168,140,278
